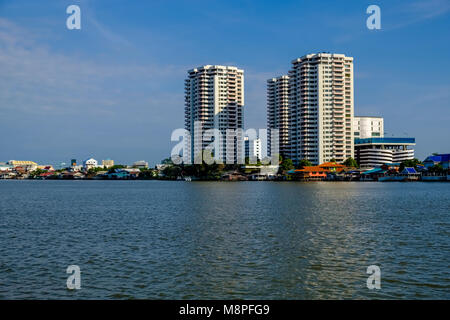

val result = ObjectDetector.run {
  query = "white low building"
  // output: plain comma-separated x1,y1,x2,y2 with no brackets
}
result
133,160,149,169
83,158,98,170
354,138,415,168
0,162,13,172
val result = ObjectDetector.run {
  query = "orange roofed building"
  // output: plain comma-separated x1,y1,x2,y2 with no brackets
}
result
292,166,328,181
291,162,354,181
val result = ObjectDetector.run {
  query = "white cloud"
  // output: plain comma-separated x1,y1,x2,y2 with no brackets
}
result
0,18,186,119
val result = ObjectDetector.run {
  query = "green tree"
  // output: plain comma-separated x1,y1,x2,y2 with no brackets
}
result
139,168,157,179
297,159,312,169
162,165,182,179
343,157,358,168
279,158,294,173
399,158,422,171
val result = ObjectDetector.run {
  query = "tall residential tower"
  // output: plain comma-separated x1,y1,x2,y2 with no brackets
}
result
267,75,290,157
184,65,244,163
287,53,355,165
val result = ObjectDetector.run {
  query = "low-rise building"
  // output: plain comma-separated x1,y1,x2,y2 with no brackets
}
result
102,168,139,179
289,161,355,181
242,165,278,178
0,162,13,172
102,159,115,168
423,154,450,169
8,160,38,171
354,137,415,168
291,166,328,181
83,158,98,170
133,160,148,169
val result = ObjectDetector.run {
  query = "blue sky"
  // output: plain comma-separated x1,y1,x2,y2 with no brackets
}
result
0,0,449,165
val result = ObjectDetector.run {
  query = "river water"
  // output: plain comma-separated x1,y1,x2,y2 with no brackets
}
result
0,180,448,299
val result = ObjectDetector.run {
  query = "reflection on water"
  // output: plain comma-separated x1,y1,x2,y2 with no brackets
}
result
0,181,449,299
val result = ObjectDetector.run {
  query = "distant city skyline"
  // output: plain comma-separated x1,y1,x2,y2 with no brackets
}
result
1,0,449,166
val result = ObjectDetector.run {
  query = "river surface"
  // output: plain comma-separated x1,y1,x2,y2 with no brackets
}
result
0,180,449,299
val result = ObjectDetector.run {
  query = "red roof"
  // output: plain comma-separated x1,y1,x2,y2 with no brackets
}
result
39,172,54,177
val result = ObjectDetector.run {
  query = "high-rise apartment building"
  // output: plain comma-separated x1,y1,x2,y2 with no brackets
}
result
287,53,354,165
353,116,384,139
267,75,290,157
184,65,244,164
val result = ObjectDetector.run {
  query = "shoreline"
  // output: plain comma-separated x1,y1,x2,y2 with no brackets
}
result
1,178,449,183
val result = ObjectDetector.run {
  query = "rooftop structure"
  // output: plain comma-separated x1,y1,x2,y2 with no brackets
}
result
8,160,38,171
8,160,38,167
353,116,384,139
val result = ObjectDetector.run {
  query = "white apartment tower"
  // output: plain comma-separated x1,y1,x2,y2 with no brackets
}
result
184,65,244,163
288,53,354,165
267,75,290,157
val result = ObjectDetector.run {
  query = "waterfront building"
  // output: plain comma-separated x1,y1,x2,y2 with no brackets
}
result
83,158,98,170
242,165,279,180
185,65,244,164
0,162,13,172
8,160,38,171
103,169,131,180
102,159,115,168
133,160,149,169
287,53,354,165
353,116,384,139
423,153,450,169
244,137,262,161
290,166,328,181
289,161,354,181
400,167,420,179
354,137,415,168
267,75,290,157
72,165,83,172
